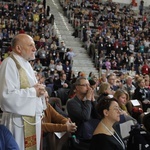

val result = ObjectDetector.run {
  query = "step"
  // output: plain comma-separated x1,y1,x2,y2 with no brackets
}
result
46,0,99,78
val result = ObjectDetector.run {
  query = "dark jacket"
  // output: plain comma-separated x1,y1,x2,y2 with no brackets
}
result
133,86,150,111
53,79,71,91
67,96,99,140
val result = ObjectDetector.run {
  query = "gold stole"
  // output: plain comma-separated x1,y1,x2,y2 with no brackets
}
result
10,55,36,150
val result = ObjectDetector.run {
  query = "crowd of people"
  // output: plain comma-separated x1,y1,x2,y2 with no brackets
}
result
0,0,150,150
61,0,150,75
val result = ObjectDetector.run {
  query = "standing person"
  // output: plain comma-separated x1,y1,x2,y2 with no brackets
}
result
43,0,46,10
0,34,45,150
65,48,75,66
89,97,126,150
139,0,144,15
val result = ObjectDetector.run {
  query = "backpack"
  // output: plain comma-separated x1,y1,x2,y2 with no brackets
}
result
127,124,150,150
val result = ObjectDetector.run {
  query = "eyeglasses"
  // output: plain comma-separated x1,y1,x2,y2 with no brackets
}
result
109,107,122,112
77,84,90,87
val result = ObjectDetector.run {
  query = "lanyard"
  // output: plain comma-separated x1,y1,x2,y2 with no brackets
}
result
101,121,125,150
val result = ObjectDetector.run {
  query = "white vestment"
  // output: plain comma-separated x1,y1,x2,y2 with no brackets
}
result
0,53,44,150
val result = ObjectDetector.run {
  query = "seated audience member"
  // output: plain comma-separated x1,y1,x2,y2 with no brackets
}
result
55,61,63,75
42,91,77,133
89,79,99,99
89,97,126,150
89,79,97,90
63,60,72,81
141,60,150,75
107,73,119,94
67,77,100,141
33,59,43,72
114,89,130,115
97,82,113,103
99,73,107,83
123,76,136,100
87,72,95,81
114,89,137,123
145,76,150,99
53,72,71,105
53,72,71,91
133,77,150,112
144,75,150,83
127,113,150,150
42,91,77,150
0,125,19,150
68,83,76,99
49,60,56,72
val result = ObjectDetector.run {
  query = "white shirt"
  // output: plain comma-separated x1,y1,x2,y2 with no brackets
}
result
0,53,43,150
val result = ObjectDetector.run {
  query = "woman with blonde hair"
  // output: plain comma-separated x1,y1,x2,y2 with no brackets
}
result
97,82,113,103
114,89,129,115
114,89,137,123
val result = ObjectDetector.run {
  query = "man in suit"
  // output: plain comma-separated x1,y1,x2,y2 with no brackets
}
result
53,73,71,91
53,73,71,105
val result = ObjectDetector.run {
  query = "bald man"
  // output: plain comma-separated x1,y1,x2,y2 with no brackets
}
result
0,34,45,150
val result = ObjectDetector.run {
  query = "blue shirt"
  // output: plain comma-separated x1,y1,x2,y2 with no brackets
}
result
0,125,19,150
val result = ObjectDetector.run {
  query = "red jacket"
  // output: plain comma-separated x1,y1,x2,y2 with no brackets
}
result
142,64,149,75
